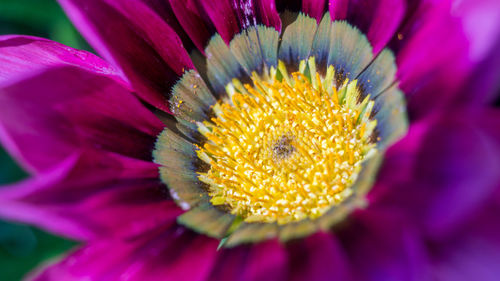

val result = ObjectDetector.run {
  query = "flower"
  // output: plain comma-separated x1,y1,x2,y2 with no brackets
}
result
1,0,500,280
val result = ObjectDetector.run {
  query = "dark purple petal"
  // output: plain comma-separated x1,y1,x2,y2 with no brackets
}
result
339,209,431,281
231,0,260,30
0,63,163,174
287,232,353,281
198,0,240,44
415,109,500,237
394,1,471,118
430,201,500,281
58,0,194,112
254,0,282,31
139,0,197,51
368,116,434,202
0,150,179,240
375,109,500,239
403,63,470,120
244,240,287,281
456,36,500,106
231,0,282,36
169,0,281,52
199,0,281,42
169,0,214,53
202,0,282,42
329,0,406,54
207,246,249,281
365,0,406,53
32,227,219,281
207,240,287,281
302,0,327,22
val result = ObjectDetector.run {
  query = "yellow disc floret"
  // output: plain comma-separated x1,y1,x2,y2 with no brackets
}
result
196,58,378,224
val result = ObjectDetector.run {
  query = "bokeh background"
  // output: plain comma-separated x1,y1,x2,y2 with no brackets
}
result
0,0,89,279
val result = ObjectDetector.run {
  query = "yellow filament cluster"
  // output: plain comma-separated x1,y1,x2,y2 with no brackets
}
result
196,60,377,224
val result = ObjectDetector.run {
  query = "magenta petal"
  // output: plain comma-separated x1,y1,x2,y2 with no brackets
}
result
199,0,240,43
228,0,282,35
452,0,500,63
457,36,500,106
207,246,249,281
244,240,288,281
365,0,406,53
129,230,218,281
231,0,260,30
394,1,471,118
169,0,214,53
207,240,286,281
453,0,500,105
255,0,282,31
287,232,353,281
368,116,434,203
138,0,197,51
58,0,194,112
0,151,180,240
108,0,195,73
329,0,348,19
329,0,405,54
0,63,163,174
0,35,127,87
33,228,218,281
302,0,327,22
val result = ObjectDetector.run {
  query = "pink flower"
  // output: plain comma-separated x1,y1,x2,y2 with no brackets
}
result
1,0,500,280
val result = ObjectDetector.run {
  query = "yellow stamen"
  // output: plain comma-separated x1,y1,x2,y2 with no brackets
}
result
197,58,377,224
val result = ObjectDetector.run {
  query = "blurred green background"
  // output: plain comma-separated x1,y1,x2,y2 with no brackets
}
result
1,0,90,279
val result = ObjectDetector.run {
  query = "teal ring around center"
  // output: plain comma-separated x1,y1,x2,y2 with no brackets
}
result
153,12,408,247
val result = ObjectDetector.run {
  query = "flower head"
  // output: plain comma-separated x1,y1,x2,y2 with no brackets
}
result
1,0,500,280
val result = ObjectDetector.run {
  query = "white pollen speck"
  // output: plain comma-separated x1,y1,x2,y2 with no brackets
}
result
170,189,190,210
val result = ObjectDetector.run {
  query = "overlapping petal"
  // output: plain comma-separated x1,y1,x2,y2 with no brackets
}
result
32,227,218,281
198,0,240,44
287,232,352,281
430,201,500,281
0,36,164,174
339,209,430,281
253,0,281,31
394,1,471,119
0,35,126,86
169,0,215,53
415,109,500,237
57,0,195,112
0,150,180,240
330,0,406,54
453,0,500,104
0,0,499,280
302,0,327,22
138,0,197,51
207,240,287,281
373,108,500,239
0,35,177,241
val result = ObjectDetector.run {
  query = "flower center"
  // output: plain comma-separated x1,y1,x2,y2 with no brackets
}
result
154,16,408,245
196,58,378,224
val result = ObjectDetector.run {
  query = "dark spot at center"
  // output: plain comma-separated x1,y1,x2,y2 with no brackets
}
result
272,135,295,161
